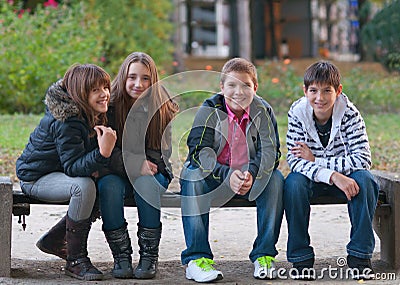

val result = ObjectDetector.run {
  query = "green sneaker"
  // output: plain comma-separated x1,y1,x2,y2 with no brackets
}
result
253,256,277,279
186,257,223,282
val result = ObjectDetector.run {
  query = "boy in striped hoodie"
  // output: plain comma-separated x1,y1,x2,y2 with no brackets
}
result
284,61,379,280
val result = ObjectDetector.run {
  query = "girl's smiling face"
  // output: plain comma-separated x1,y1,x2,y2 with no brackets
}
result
125,62,151,100
88,84,110,114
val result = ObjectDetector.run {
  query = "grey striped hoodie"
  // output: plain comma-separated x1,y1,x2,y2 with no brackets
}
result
286,93,371,184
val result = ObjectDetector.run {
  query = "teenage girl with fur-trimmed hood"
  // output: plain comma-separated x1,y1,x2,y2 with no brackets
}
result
16,63,117,281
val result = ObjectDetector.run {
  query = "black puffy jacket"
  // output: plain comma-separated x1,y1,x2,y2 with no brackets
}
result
16,80,109,182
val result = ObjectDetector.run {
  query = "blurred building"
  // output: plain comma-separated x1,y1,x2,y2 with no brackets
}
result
173,0,363,61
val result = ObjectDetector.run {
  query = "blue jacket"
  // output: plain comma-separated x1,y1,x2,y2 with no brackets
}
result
185,93,281,184
16,80,109,182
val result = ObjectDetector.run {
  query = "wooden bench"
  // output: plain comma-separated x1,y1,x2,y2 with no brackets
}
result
1,170,399,277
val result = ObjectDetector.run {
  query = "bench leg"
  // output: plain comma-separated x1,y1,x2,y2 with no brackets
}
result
372,171,400,273
0,177,12,277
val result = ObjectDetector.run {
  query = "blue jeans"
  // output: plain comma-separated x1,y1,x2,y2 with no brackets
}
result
20,172,96,221
284,170,379,263
97,173,169,231
180,167,284,265
133,173,169,229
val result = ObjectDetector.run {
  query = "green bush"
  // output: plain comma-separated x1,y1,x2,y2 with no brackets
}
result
384,52,400,72
0,1,104,113
88,0,174,76
256,61,303,114
0,0,175,114
361,0,400,72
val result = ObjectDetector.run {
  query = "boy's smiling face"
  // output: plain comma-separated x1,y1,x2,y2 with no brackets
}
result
304,82,342,124
221,71,257,118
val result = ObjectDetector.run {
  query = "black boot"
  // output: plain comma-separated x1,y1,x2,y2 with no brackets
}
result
36,215,67,259
134,224,162,279
65,216,103,281
104,222,133,279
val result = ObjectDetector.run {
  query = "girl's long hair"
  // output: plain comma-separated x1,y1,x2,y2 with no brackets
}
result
110,52,178,149
62,63,110,131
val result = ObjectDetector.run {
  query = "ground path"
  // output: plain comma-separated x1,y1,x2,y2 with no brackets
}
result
3,204,398,284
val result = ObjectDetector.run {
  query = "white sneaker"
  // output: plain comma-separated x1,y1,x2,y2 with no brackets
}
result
185,257,223,283
253,256,277,279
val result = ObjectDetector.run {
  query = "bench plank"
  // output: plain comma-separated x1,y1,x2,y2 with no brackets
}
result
12,188,347,210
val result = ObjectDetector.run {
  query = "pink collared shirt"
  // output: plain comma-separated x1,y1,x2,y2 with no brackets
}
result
217,103,250,170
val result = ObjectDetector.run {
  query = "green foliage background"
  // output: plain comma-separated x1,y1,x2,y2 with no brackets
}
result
87,0,173,75
0,1,103,113
0,0,173,114
1,0,399,115
361,0,400,72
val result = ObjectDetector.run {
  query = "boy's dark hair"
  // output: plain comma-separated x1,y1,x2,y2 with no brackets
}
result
220,57,258,86
304,61,341,91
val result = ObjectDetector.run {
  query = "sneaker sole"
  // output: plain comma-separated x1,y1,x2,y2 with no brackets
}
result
186,272,223,283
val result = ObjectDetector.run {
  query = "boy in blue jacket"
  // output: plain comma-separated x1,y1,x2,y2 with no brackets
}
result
180,57,284,282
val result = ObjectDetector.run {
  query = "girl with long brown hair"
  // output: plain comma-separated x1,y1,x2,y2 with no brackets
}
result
97,52,178,279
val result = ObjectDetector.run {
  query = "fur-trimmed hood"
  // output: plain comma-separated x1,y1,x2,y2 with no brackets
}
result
44,79,80,121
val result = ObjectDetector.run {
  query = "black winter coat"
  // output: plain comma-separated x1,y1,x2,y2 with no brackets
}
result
16,80,109,182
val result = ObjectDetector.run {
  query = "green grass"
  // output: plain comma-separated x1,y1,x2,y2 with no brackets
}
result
1,113,399,182
0,114,42,181
0,114,42,152
364,114,400,171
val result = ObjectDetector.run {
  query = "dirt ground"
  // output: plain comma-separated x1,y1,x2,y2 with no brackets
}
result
2,204,399,284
